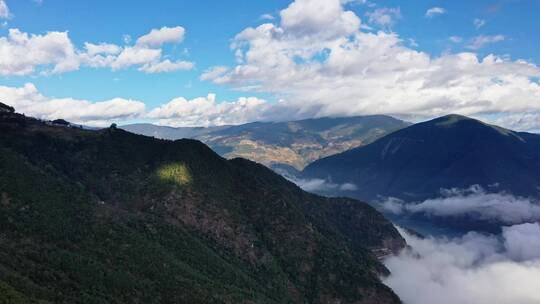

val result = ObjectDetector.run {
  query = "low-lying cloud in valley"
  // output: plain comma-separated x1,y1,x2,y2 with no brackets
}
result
384,224,540,304
280,174,357,193
381,185,540,224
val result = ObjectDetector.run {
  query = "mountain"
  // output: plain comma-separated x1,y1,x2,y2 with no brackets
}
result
303,114,540,202
0,110,405,303
122,123,228,140
0,101,15,113
122,116,409,170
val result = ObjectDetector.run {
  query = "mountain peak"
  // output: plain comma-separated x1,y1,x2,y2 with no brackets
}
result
428,114,480,127
303,114,540,202
426,114,525,141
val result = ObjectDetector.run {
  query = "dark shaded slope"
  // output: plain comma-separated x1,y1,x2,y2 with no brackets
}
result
0,112,404,304
303,114,540,202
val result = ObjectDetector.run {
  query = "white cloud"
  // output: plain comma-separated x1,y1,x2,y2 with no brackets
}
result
0,0,10,19
88,26,193,71
0,26,193,75
200,66,230,82
346,0,376,7
366,7,401,28
490,112,540,133
135,26,185,48
201,0,540,132
279,172,358,193
384,224,540,304
147,94,269,127
138,59,194,73
380,185,540,225
84,42,122,56
280,0,360,39
467,34,505,50
0,83,145,127
259,13,274,20
449,36,463,43
0,29,79,75
474,18,486,29
503,223,540,261
425,7,446,18
109,46,162,70
0,83,269,128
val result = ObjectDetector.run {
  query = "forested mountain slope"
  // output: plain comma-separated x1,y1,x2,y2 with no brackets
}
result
0,110,404,304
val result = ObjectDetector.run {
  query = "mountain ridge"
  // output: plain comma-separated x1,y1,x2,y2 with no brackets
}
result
122,115,409,170
302,114,540,202
0,110,404,303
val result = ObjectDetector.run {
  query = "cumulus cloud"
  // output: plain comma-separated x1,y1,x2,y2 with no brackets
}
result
147,94,269,127
467,34,505,50
259,14,274,21
108,46,162,70
0,29,79,75
0,82,268,128
425,7,446,18
201,0,540,132
384,224,540,304
200,66,230,82
138,59,194,73
83,26,193,73
280,0,360,38
381,185,540,225
366,7,401,28
0,83,145,127
84,42,122,56
0,26,193,75
503,223,540,261
135,26,185,48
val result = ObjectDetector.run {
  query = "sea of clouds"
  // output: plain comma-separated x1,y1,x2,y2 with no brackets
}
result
280,174,358,193
384,224,540,304
380,185,540,224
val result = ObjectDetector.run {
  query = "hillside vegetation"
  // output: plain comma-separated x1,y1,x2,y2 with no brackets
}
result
304,114,540,202
0,111,404,304
123,116,409,170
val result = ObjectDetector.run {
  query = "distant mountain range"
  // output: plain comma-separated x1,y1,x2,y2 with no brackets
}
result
303,114,540,202
0,110,404,303
122,115,409,170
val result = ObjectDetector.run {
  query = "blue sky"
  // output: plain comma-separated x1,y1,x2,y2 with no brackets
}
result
0,0,539,129
0,1,281,102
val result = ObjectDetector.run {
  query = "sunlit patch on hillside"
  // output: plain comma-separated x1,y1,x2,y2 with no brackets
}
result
157,163,192,186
